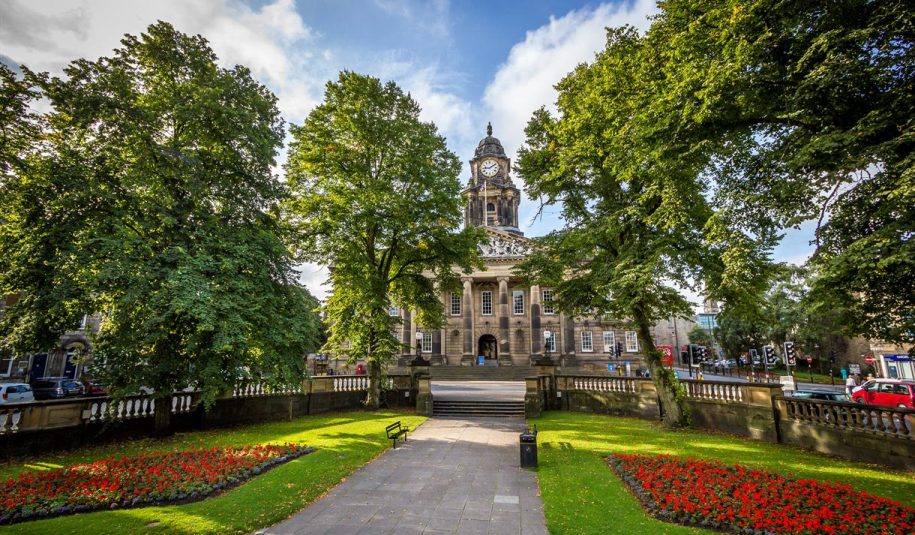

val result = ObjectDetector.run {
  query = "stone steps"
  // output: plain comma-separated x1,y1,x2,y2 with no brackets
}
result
429,366,536,381
432,400,526,418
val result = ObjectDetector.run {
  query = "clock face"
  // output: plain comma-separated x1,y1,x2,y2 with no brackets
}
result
480,159,499,177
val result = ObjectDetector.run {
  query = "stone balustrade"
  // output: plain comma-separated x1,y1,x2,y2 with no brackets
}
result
785,398,914,440
0,408,23,434
233,383,301,398
562,375,640,394
683,380,746,403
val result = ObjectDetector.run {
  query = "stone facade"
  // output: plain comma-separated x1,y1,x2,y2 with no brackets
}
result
395,125,649,370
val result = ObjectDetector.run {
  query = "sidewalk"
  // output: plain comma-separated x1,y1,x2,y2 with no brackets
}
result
259,417,548,535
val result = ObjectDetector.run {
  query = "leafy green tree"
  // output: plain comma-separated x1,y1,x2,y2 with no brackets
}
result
284,71,484,409
0,23,321,433
514,28,772,427
687,325,713,348
715,306,768,361
652,0,914,349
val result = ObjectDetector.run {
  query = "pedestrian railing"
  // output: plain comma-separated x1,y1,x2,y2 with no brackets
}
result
785,398,915,439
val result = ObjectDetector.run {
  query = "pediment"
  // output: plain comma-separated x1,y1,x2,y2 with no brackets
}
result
478,228,531,259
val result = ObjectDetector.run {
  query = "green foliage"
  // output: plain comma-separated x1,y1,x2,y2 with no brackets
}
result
284,71,485,406
533,412,915,535
686,326,713,347
653,0,915,347
0,23,321,408
0,411,427,535
514,27,773,426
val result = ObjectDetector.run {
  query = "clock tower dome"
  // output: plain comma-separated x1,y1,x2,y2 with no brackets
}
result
463,123,522,236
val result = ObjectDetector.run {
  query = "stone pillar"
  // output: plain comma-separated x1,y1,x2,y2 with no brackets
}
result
497,277,511,365
461,277,474,365
402,309,412,357
530,284,542,360
561,312,576,366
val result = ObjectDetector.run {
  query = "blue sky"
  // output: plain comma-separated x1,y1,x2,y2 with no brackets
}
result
0,0,815,301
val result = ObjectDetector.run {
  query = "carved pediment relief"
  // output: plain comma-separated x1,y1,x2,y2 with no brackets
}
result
478,229,531,258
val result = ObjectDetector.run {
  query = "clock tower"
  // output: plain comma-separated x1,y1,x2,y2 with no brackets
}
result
463,123,522,236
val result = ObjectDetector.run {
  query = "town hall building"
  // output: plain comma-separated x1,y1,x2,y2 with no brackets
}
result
393,124,649,372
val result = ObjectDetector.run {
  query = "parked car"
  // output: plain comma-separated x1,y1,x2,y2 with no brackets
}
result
851,379,915,409
0,383,35,404
790,390,850,402
81,378,108,397
30,377,85,400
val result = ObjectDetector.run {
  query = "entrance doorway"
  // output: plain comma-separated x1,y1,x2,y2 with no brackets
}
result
478,335,497,364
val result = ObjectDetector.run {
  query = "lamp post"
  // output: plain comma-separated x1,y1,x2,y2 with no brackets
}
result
415,330,423,358
543,330,552,363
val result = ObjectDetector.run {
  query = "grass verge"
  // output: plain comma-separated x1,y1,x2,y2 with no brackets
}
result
531,411,915,535
0,410,426,535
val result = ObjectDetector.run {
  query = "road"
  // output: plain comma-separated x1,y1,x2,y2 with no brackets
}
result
672,367,845,393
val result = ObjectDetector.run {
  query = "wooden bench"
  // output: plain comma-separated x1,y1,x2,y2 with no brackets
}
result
385,421,409,448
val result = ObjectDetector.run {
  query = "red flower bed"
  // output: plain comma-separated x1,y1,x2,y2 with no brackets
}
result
0,443,313,524
608,453,914,535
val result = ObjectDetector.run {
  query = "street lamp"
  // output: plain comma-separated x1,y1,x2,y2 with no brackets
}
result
415,331,423,357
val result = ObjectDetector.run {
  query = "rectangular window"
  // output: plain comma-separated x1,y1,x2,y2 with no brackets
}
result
603,331,616,353
388,306,399,316
482,291,493,316
542,290,555,315
546,333,557,352
422,332,432,353
0,355,13,377
625,331,639,352
581,331,594,352
450,293,461,316
513,290,524,315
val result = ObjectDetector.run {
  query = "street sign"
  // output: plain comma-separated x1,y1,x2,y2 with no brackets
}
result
607,363,616,372
865,355,876,365
849,363,861,374
806,356,813,365
658,345,674,367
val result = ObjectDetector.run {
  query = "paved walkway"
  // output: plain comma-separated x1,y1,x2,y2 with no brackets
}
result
259,418,548,535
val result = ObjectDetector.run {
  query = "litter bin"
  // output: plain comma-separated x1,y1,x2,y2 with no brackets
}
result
520,425,538,468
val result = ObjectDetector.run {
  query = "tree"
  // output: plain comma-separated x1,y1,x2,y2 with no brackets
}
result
514,27,772,427
652,0,915,350
284,71,484,409
0,23,321,433
715,306,768,361
687,326,713,348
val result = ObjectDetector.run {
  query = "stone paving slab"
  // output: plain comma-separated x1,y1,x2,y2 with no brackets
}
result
258,417,548,535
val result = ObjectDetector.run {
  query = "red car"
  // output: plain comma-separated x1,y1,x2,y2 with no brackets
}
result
851,379,915,409
81,378,108,397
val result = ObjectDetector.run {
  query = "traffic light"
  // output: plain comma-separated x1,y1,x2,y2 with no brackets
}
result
750,348,759,364
829,350,837,364
697,346,707,362
763,345,777,365
783,342,797,366
614,341,622,359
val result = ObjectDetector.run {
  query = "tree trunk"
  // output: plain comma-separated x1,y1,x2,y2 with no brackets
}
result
154,394,173,436
365,360,381,409
633,309,689,428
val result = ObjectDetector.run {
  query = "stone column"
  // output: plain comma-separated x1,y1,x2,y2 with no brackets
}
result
561,312,576,356
497,277,511,364
530,284,542,359
402,309,412,357
461,277,474,365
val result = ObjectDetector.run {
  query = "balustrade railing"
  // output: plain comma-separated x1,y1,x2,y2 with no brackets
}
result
683,380,746,403
565,375,640,394
327,375,395,392
233,383,301,398
785,398,914,439
0,408,22,434
83,392,196,423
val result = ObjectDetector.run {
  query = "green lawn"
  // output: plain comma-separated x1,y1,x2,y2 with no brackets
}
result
0,411,426,534
531,412,915,535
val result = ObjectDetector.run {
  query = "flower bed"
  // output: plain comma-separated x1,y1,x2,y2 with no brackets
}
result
608,453,914,535
0,443,314,524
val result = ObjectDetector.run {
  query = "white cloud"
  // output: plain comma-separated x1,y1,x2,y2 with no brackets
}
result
481,1,658,234
0,0,323,122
